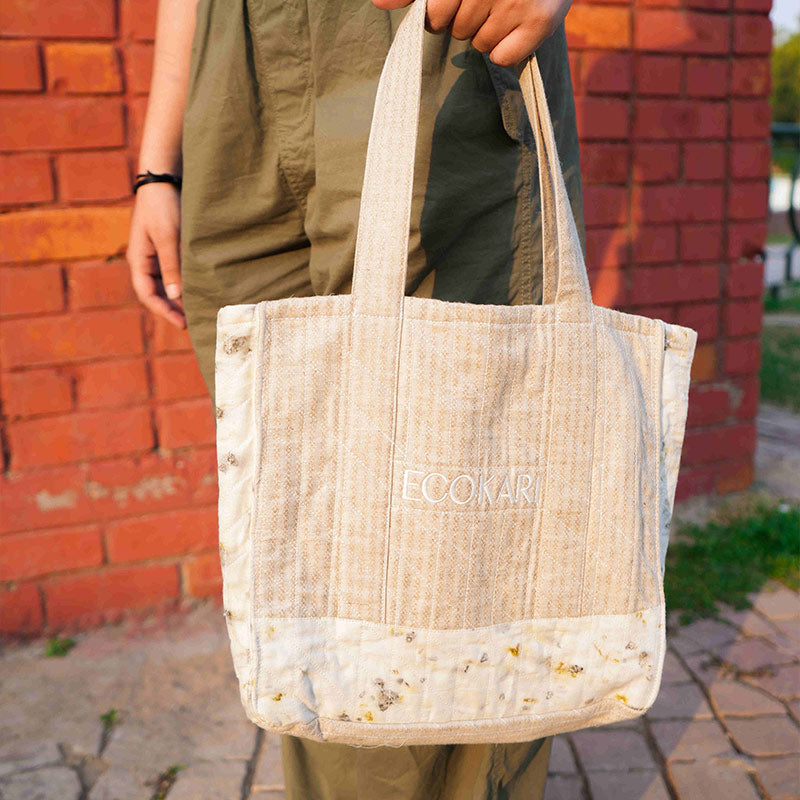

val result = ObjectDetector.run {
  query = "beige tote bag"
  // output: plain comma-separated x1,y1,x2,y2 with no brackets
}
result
214,0,697,746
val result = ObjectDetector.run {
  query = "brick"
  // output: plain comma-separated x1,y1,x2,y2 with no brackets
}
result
629,264,719,304
633,225,678,264
152,316,194,353
731,57,770,96
583,186,628,227
571,729,656,770
0,368,73,417
568,52,582,95
0,526,103,581
690,343,716,381
182,447,218,506
0,0,116,38
575,98,630,139
44,564,180,628
687,386,730,426
0,466,91,534
730,374,759,418
735,0,771,8
683,142,726,180
0,155,54,207
124,42,154,94
589,268,628,308
634,11,730,54
0,98,124,152
152,353,208,400
85,452,190,519
68,260,136,309
0,41,42,91
681,223,723,261
580,143,629,184
635,55,682,96
74,358,150,409
0,309,143,368
580,51,632,94
668,761,760,800
45,43,121,94
0,583,43,635
633,143,680,182
686,58,728,97
744,664,800,700
727,221,766,259
156,399,216,449
675,463,716,499
183,552,222,599
0,206,131,264
723,337,761,374
106,506,217,563
733,14,772,54
751,584,800,621
634,100,727,139
727,261,763,299
127,95,148,150
566,6,631,49
125,0,158,40
726,716,800,757
731,100,771,138
633,184,724,224
0,265,64,316
728,180,768,220
730,142,770,182
651,719,735,761
724,299,762,336
586,228,630,270
8,407,154,469
677,302,719,340
57,152,131,202
688,0,730,10
682,423,756,464
716,457,754,492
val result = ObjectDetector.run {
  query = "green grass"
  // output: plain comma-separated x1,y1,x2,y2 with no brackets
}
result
44,637,76,658
760,325,800,412
665,501,800,625
764,281,800,313
100,708,120,730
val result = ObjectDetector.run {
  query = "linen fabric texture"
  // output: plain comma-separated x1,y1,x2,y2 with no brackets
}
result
215,0,697,747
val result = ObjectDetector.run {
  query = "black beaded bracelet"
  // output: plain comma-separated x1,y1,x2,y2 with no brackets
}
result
133,170,183,194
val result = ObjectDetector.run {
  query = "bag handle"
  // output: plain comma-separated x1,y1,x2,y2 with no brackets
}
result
351,0,593,321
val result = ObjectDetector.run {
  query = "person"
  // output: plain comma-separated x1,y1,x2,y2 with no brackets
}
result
127,0,586,797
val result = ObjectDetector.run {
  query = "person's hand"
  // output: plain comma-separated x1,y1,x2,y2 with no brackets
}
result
126,182,186,329
372,0,570,67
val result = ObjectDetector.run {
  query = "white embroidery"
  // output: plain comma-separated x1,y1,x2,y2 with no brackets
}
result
402,470,541,506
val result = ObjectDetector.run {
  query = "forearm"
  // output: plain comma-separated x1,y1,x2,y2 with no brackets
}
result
137,0,201,175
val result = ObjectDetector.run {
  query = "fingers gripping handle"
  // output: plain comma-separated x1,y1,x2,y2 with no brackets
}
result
351,0,592,321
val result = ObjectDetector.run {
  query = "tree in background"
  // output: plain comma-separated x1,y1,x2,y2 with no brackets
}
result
772,19,800,123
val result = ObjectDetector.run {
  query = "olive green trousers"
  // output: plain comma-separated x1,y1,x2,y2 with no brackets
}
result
181,1,584,796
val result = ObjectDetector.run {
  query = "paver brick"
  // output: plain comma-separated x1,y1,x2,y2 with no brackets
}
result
548,736,578,774
252,734,284,791
755,754,800,800
0,766,81,800
168,760,247,800
668,760,761,800
662,650,693,683
0,740,61,778
649,719,735,761
709,680,787,716
678,617,739,649
543,775,588,800
726,716,800,757
718,638,788,671
587,770,670,800
647,682,713,719
750,585,800,621
743,664,800,701
571,729,656,771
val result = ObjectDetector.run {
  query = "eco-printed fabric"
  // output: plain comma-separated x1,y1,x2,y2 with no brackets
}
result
214,0,697,746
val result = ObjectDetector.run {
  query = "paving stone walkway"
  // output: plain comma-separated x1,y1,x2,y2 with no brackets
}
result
2,405,798,800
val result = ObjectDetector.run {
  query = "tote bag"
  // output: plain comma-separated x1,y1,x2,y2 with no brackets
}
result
214,0,697,746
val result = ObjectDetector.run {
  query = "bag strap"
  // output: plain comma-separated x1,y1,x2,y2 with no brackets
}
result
351,0,593,322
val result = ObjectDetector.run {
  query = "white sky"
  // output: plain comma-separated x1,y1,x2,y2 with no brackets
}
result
771,0,799,33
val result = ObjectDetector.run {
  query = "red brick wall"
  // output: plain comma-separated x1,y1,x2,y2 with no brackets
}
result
0,0,771,635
